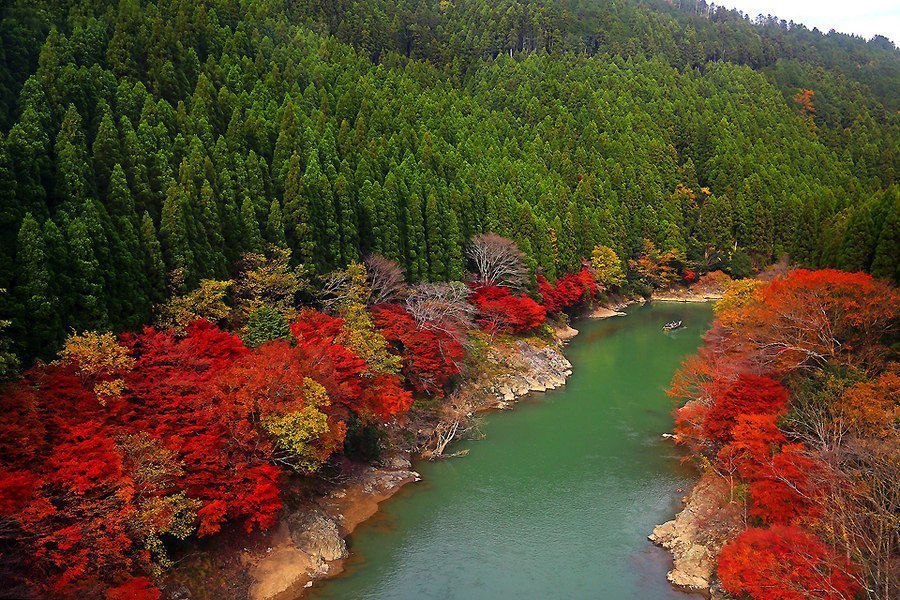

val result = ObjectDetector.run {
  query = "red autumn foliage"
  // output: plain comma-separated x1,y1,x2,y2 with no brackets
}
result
682,268,698,284
0,469,38,516
106,577,162,600
0,307,421,597
749,444,825,525
703,374,788,443
717,526,860,600
469,285,546,334
715,413,785,479
289,309,412,419
371,304,465,397
537,267,597,314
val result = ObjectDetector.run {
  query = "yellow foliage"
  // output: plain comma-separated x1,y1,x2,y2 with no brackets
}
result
261,378,344,473
714,279,764,326
61,331,135,376
118,432,185,493
93,378,127,404
326,263,401,375
233,248,305,319
301,377,329,408
590,244,625,287
158,279,232,331
134,492,201,571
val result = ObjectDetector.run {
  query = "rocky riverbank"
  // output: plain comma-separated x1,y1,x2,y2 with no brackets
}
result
168,300,709,600
170,318,582,600
649,470,742,598
241,459,422,600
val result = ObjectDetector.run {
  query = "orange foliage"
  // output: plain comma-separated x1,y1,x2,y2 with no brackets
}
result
836,367,899,436
668,269,898,596
723,269,897,372
792,88,815,114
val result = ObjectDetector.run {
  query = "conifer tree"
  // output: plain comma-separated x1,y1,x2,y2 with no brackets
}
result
92,105,121,198
14,214,59,358
870,204,898,283
107,166,149,324
0,138,19,285
283,152,314,264
334,174,358,264
424,190,445,280
66,216,108,331
198,180,226,276
404,188,427,282
159,183,196,286
839,204,876,272
241,195,263,253
139,211,166,302
302,150,338,270
266,198,287,248
55,104,92,207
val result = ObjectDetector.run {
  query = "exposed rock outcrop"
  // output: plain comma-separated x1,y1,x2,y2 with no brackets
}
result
245,464,420,600
487,341,572,403
287,511,346,563
649,470,742,594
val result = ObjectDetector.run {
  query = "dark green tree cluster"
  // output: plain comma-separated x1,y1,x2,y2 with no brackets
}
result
0,0,896,364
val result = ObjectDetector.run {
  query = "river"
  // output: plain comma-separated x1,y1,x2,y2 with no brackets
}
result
310,302,712,599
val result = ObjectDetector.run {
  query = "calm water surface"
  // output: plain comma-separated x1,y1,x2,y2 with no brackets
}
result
310,302,712,600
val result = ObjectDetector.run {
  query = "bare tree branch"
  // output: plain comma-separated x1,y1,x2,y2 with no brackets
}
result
467,233,528,290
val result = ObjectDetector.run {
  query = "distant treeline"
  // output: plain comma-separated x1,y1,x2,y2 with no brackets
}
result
0,0,896,363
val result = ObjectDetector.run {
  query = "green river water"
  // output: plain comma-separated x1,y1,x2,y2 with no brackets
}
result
310,302,712,600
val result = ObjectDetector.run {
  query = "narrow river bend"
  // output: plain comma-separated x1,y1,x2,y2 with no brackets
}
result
311,302,712,599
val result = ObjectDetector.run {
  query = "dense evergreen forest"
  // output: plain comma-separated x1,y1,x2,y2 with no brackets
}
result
0,0,897,365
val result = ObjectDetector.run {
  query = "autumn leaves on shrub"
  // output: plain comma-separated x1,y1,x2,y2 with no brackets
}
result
669,269,898,599
0,234,605,597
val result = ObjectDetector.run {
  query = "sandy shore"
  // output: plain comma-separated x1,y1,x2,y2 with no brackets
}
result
651,292,723,303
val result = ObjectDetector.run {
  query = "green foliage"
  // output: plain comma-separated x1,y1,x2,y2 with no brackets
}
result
342,414,384,462
0,0,895,365
243,305,290,347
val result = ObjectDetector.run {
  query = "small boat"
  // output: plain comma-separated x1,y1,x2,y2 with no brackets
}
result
663,320,684,331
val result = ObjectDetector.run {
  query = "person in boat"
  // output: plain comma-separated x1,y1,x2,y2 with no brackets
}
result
663,320,683,331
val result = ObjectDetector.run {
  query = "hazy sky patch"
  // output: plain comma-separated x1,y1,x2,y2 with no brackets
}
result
720,1,898,43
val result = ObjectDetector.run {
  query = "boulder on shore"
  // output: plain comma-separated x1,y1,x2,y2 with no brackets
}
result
649,470,742,594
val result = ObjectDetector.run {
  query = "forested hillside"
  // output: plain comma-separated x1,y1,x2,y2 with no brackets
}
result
0,0,897,365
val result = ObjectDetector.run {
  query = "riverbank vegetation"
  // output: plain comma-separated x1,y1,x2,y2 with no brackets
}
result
0,0,896,598
0,235,607,598
669,269,898,599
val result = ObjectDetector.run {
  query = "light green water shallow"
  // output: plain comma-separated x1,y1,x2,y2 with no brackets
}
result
310,302,712,600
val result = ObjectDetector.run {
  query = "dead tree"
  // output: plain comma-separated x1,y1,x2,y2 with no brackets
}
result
405,282,474,335
363,253,407,305
467,233,528,290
